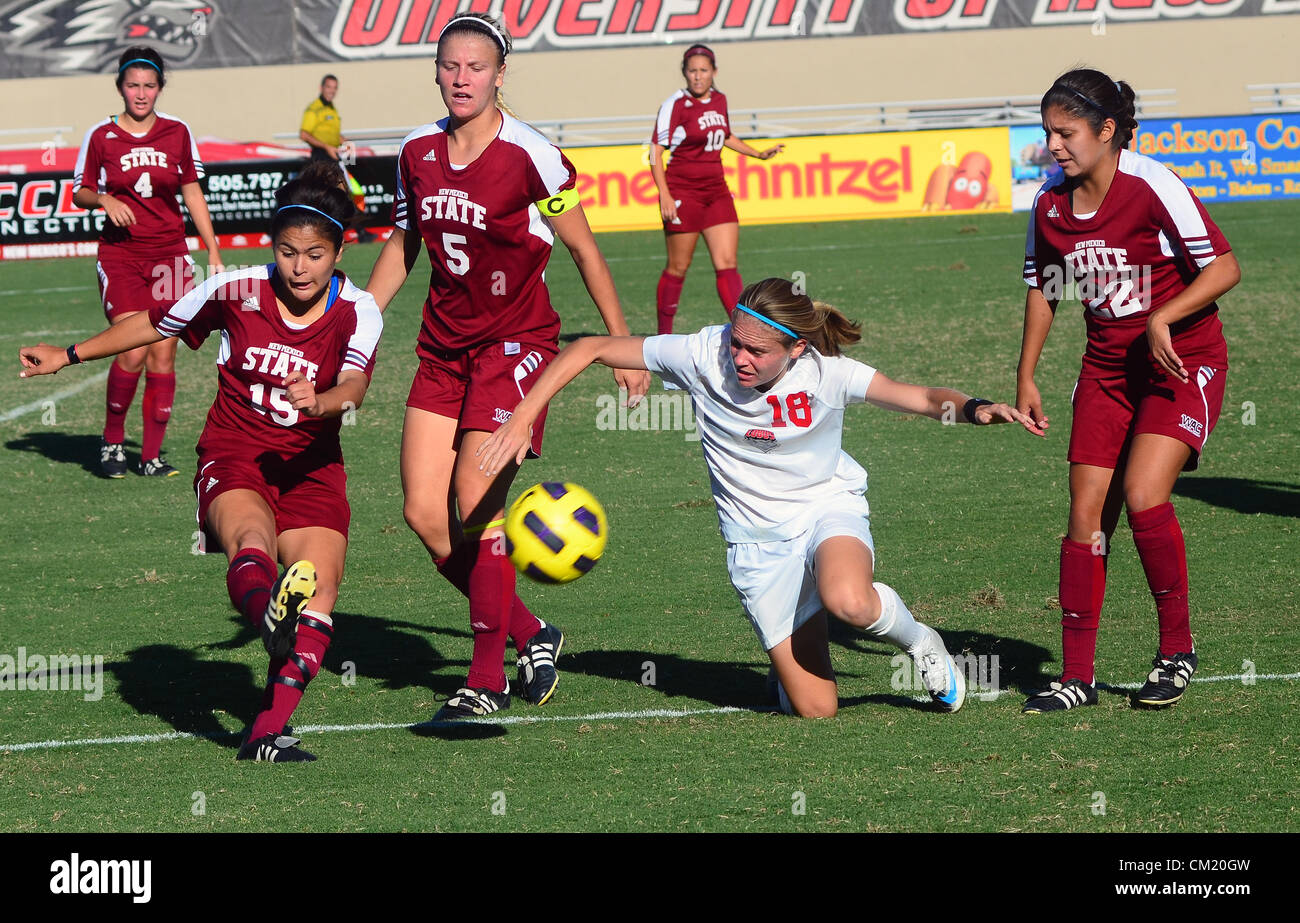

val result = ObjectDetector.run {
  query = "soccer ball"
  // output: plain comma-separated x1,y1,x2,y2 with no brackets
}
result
504,482,608,584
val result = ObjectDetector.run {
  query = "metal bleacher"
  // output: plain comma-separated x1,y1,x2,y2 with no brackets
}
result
1247,83,1300,113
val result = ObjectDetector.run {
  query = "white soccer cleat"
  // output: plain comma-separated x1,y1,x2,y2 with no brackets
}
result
911,626,966,713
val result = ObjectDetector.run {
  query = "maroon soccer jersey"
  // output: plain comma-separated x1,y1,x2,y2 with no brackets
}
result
74,112,202,261
1024,149,1231,378
653,89,730,183
148,266,383,463
392,112,577,355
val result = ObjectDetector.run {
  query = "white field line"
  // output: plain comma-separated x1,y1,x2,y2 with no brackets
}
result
3,671,1295,754
0,329,93,341
0,285,86,297
0,368,109,422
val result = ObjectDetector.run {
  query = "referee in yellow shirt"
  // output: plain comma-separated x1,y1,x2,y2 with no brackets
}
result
300,74,345,162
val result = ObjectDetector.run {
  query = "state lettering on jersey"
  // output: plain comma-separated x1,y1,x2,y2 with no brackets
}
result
119,148,170,171
241,342,321,382
1055,239,1150,319
420,188,487,230
697,111,728,131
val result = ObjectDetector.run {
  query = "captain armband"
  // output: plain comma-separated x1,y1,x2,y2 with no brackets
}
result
535,187,580,218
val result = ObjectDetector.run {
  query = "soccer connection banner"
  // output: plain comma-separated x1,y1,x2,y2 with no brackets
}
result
1,0,1298,75
573,126,1013,232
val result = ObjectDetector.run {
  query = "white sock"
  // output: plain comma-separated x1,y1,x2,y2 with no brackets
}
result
864,582,927,652
300,609,333,628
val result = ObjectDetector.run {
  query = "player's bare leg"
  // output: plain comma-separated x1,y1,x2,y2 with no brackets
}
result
658,231,698,334
400,407,461,560
814,536,964,712
700,222,742,317
767,616,837,718
1122,433,1199,706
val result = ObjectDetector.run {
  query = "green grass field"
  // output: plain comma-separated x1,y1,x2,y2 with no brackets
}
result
0,202,1296,833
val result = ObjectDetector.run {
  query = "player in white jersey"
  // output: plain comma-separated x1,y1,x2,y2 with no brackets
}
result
479,278,1044,717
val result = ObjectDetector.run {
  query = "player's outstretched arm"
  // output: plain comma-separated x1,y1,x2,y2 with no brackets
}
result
364,227,422,313
864,371,1045,436
181,182,223,273
551,206,651,403
723,135,783,160
1016,286,1059,430
476,335,649,476
19,312,166,378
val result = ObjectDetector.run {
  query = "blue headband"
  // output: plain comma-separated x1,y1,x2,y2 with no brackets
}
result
734,303,800,340
119,58,161,74
1063,87,1115,122
276,204,344,232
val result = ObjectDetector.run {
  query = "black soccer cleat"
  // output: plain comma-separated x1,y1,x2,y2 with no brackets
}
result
136,455,180,477
1022,678,1099,713
100,440,127,478
236,733,316,762
1135,651,1197,708
432,683,511,720
261,560,317,659
516,621,564,706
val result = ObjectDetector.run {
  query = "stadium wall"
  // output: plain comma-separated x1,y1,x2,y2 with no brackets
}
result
2,20,1294,146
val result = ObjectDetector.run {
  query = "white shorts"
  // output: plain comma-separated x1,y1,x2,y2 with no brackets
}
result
726,503,875,651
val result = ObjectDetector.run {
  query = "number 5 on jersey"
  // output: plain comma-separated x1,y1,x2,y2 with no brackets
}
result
249,383,300,426
441,232,469,276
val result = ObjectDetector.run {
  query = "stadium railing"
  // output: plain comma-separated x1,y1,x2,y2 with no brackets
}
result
272,91,1181,152
0,125,73,151
1247,83,1300,113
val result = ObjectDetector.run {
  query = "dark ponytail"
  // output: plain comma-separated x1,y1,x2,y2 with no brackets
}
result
270,168,357,250
115,46,165,89
1041,68,1138,150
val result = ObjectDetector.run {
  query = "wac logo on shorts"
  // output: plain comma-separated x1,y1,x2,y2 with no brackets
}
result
493,408,513,424
1179,413,1204,438
744,428,779,453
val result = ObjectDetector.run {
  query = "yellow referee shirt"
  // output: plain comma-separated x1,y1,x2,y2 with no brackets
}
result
301,98,341,147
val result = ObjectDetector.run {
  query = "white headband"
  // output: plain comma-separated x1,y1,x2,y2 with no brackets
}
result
438,15,508,54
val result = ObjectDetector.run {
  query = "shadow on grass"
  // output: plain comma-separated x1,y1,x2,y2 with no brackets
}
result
112,644,255,749
1174,476,1300,518
5,431,141,477
561,648,769,709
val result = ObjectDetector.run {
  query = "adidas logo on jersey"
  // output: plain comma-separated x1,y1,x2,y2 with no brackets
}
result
1047,204,1060,218
423,149,437,161
105,132,117,139
240,297,259,312
205,476,218,493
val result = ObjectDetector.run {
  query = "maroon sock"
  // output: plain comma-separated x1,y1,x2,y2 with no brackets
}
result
437,544,540,653
1060,537,1106,684
656,271,685,335
1128,502,1192,656
141,371,175,461
226,548,277,630
249,613,333,741
104,362,140,444
715,268,742,318
465,536,514,693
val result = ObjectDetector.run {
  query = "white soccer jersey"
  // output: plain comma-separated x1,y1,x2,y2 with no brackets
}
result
643,325,877,543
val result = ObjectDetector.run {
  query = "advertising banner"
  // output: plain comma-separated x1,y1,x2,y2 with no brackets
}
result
1009,114,1300,211
1,0,1297,77
574,126,1012,232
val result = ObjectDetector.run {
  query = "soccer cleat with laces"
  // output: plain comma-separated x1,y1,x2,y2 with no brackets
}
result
100,440,127,478
910,626,966,712
236,733,316,762
432,683,511,720
516,621,564,705
261,560,317,659
1022,678,1098,713
137,456,180,477
1135,651,1197,708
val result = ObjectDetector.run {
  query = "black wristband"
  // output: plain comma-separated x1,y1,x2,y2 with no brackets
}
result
66,344,82,365
963,398,993,424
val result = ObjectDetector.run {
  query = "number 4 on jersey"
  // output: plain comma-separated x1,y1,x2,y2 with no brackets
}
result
134,171,153,199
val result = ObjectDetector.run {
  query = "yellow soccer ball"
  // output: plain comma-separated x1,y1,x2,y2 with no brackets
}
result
504,482,608,584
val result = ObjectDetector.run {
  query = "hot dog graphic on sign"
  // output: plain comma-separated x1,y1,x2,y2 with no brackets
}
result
921,149,999,211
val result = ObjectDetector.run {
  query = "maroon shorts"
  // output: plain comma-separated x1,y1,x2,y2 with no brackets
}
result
406,339,557,458
1067,366,1226,472
194,451,350,554
664,175,738,233
97,254,194,321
